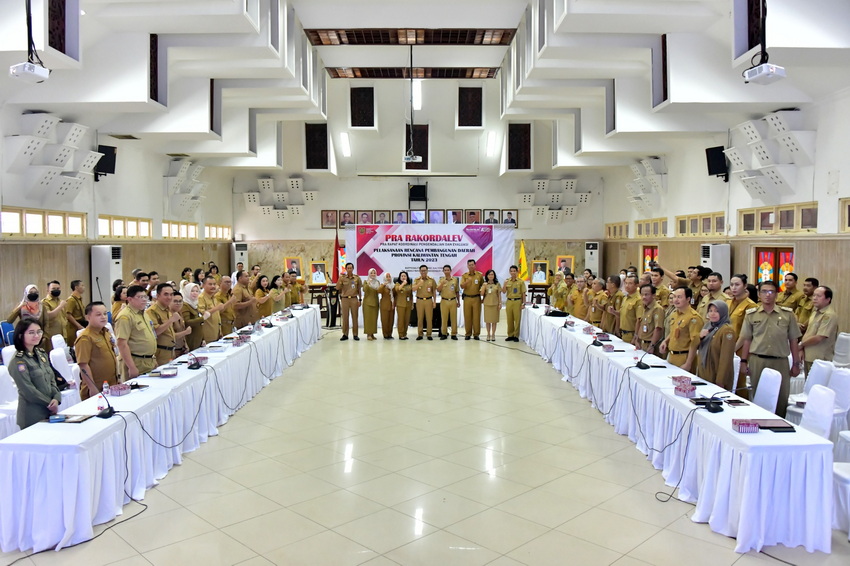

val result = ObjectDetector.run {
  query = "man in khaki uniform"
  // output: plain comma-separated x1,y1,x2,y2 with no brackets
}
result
75,302,119,400
460,259,484,340
561,273,576,315
412,265,436,340
799,286,839,375
588,279,606,326
796,277,818,333
660,287,703,372
776,272,805,311
568,276,589,321
64,280,86,345
617,275,641,343
199,276,234,343
114,285,158,379
697,272,729,319
146,283,182,366
216,276,236,335
288,271,304,305
601,275,624,335
336,263,362,341
635,284,665,352
437,265,459,340
232,270,258,329
649,268,670,309
42,280,67,350
740,280,801,418
502,265,527,342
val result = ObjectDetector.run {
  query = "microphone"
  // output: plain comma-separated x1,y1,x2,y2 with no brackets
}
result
97,393,115,419
187,353,201,370
95,276,103,301
635,337,666,370
704,387,752,413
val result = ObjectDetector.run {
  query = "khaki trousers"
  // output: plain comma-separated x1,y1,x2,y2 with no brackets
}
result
396,306,411,338
506,300,522,338
463,296,481,337
440,298,458,336
380,307,394,338
417,300,434,337
341,297,359,336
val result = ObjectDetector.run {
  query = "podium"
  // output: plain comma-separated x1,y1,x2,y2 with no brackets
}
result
529,284,549,305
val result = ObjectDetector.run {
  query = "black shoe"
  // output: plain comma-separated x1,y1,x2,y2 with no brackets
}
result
416,336,423,341
400,336,408,340
353,336,360,341
440,335,447,340
465,336,471,341
340,335,348,341
451,335,458,340
385,336,394,340
513,337,520,342
505,337,512,342
473,336,480,340
427,336,433,341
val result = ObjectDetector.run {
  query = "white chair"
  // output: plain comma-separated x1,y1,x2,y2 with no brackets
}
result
827,368,850,443
48,348,78,389
799,385,836,439
1,346,15,367
837,430,850,464
0,366,17,404
50,334,67,351
834,463,850,540
786,359,835,424
835,333,850,367
753,368,782,414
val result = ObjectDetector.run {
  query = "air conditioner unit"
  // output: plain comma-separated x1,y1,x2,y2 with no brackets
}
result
91,245,123,302
232,243,249,272
700,243,731,280
584,241,600,276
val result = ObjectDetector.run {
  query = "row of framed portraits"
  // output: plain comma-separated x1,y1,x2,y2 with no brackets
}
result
283,257,331,286
321,209,519,229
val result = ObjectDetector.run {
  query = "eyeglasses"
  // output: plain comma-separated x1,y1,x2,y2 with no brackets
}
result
25,329,44,336
759,289,776,295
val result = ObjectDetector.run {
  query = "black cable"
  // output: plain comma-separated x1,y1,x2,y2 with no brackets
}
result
24,0,45,67
654,407,699,503
208,360,253,412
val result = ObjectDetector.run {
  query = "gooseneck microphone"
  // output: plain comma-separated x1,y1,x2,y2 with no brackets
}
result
635,337,666,370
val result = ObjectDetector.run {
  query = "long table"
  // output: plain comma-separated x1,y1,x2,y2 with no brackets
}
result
0,306,321,553
520,308,833,554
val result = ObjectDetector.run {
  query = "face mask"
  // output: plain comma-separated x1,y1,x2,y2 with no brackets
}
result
50,289,62,297
27,292,39,301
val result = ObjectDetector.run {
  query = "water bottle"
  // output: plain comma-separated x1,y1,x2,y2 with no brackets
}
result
102,381,110,397
96,395,105,412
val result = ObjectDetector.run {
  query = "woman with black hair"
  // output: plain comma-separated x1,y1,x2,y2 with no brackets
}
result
481,269,501,341
181,267,193,284
7,320,61,429
112,285,127,320
393,271,412,340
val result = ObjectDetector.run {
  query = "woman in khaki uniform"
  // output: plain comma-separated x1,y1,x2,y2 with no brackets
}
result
379,273,395,340
726,274,757,341
253,275,274,319
363,269,381,341
547,272,569,311
112,286,127,321
697,300,736,389
481,270,501,341
180,283,205,351
393,272,413,340
7,285,50,348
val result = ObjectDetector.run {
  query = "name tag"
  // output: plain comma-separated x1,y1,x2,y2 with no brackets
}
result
474,279,478,284
427,287,431,292
351,283,355,288
512,286,517,293
642,325,647,332
450,284,455,290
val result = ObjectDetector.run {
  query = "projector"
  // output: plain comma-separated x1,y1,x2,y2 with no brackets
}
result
9,62,50,84
744,63,785,85
403,155,422,163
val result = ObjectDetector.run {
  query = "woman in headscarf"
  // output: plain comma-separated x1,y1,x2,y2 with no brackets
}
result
7,285,49,346
697,300,736,389
180,281,205,351
362,268,381,341
379,272,395,340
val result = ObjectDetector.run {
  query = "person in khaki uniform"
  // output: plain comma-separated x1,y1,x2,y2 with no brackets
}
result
649,268,670,308
659,287,703,373
726,274,757,341
215,276,236,336
393,272,413,340
617,275,641,343
481,270,501,341
601,275,624,335
502,265,526,342
64,280,87,346
635,284,665,352
199,276,234,344
740,280,801,417
232,270,258,330
776,272,805,311
547,272,569,311
146,283,183,366
799,286,839,375
41,280,67,351
379,273,395,340
587,279,606,326
796,277,818,333
114,285,158,379
362,269,381,341
288,272,304,305
336,263,362,341
460,259,484,340
696,301,737,389
75,302,119,400
560,273,577,315
412,265,436,340
437,265,459,340
697,272,729,319
568,276,589,321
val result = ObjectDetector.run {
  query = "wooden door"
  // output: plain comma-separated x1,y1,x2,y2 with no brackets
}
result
754,247,794,291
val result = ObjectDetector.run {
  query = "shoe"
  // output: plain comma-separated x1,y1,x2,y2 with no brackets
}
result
400,336,408,340
386,336,394,340
451,335,458,340
505,337,512,342
340,335,348,341
465,336,471,341
473,336,480,341
353,336,360,341
427,336,433,341
440,335,447,340
416,336,423,341
512,337,520,342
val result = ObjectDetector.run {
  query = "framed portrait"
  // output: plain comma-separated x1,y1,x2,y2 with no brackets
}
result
410,210,426,224
531,260,549,285
446,209,463,224
464,209,481,224
309,261,329,286
321,210,337,229
284,257,303,278
338,210,355,228
356,210,373,225
427,209,444,224
501,209,518,228
555,255,575,275
374,210,391,224
483,209,500,224
391,210,408,224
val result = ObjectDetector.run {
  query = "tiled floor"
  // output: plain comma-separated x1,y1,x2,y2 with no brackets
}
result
3,321,850,565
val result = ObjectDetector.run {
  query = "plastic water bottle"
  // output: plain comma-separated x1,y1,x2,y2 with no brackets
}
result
102,381,110,397
96,395,105,412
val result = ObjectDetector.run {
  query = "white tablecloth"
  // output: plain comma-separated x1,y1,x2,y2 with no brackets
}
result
0,306,321,553
520,308,833,554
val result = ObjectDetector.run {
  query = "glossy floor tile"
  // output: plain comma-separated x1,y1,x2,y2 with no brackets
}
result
4,321,849,565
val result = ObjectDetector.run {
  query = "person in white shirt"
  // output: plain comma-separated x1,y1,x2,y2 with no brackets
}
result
312,266,327,285
532,264,547,284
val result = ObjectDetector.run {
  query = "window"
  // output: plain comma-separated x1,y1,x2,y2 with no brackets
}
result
676,212,725,237
162,220,199,240
840,198,850,233
605,222,629,240
350,87,375,128
1,207,86,239
98,215,152,239
739,202,818,235
205,224,232,240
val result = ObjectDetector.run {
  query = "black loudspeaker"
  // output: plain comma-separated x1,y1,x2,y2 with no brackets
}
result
95,145,117,175
409,184,427,201
705,146,728,178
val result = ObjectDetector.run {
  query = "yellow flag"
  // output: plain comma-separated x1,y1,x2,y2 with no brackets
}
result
518,239,529,282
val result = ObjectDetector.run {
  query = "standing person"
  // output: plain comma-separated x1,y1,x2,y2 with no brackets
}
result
252,275,274,319
7,320,61,429
481,269,501,341
547,272,568,311
232,270,258,329
776,272,804,311
216,276,236,336
114,285,158,379
289,271,305,305
7,285,49,345
64,280,87,345
649,267,670,308
796,277,818,333
112,285,128,321
740,280,801,417
269,275,288,313
230,262,244,283
587,279,606,327
336,263,362,341
199,276,233,343
635,284,664,353
437,265,459,340
502,265,526,342
568,275,590,322
696,301,736,389
618,275,641,343
697,272,728,319
393,272,413,340
561,273,576,315
180,282,205,351
799,286,839,375
146,283,181,366
180,268,193,285
460,259,484,340
601,275,624,334
379,273,395,340
412,265,436,341
248,265,261,288
75,302,119,400
41,280,67,350
169,293,191,356
208,264,222,285
726,274,757,341
362,269,381,341
659,287,703,372
147,272,161,299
